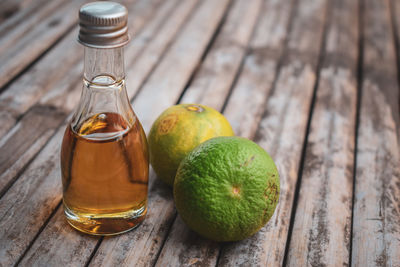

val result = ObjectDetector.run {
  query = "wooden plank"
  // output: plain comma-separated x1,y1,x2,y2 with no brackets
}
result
0,0,85,90
352,0,400,265
18,208,100,267
0,0,52,35
285,0,359,265
0,0,65,55
12,0,210,265
0,0,166,139
0,0,183,264
223,0,294,139
0,0,168,196
88,1,231,266
131,0,230,130
179,0,262,111
0,125,64,266
0,105,67,196
0,30,81,139
124,0,199,98
154,0,295,265
390,0,400,68
155,216,220,267
218,0,329,265
0,0,37,23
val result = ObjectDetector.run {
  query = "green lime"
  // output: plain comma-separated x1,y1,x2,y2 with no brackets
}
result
173,136,279,242
148,104,234,186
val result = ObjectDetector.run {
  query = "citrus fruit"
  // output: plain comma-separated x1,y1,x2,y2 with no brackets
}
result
148,104,234,186
173,136,280,242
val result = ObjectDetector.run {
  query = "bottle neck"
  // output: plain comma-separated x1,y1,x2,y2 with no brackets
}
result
71,46,135,134
84,46,125,83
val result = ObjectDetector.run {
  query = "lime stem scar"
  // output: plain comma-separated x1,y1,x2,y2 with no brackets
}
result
232,186,241,195
186,105,204,113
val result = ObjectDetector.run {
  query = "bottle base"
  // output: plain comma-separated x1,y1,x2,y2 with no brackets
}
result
64,204,147,236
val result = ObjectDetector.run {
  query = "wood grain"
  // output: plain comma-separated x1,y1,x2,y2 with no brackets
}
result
0,0,398,265
0,124,65,266
0,0,182,265
218,0,329,265
0,0,86,90
180,0,262,111
390,0,400,73
12,2,199,266
286,0,359,265
0,0,167,197
0,0,65,56
125,0,199,99
0,105,67,197
18,208,100,267
132,0,231,131
224,0,294,139
352,0,400,266
155,0,293,265
0,30,81,139
0,0,168,139
89,1,232,265
11,0,224,265
0,0,40,23
155,216,221,267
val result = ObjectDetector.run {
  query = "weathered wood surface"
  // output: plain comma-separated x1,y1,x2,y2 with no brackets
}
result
90,1,232,265
0,0,86,89
0,0,167,198
0,122,63,265
219,0,329,265
179,0,263,111
0,0,44,24
0,0,230,266
0,0,399,266
154,0,264,265
17,1,201,265
132,0,231,129
0,0,182,264
286,0,358,265
352,0,400,266
0,0,65,56
156,0,294,265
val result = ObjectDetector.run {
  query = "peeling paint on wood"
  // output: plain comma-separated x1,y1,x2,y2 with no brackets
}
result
286,0,359,265
219,0,329,265
352,0,400,266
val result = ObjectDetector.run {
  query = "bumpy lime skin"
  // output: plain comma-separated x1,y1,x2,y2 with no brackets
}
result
174,136,280,242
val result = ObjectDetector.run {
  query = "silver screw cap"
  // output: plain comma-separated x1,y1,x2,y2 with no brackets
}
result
78,1,130,48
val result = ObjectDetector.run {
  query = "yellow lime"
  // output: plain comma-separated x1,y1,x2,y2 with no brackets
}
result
148,104,234,186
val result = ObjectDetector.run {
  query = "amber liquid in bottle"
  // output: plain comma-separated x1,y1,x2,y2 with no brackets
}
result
62,1,149,236
61,111,148,235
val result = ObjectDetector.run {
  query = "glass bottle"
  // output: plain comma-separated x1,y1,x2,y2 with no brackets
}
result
60,2,148,235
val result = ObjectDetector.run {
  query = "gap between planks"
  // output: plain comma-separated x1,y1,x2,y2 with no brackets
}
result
284,0,360,265
389,0,400,112
0,2,181,200
155,0,266,265
218,0,331,265
87,1,233,265
0,0,87,92
0,0,171,199
351,0,400,265
349,0,365,264
11,1,231,266
0,0,185,265
155,0,303,265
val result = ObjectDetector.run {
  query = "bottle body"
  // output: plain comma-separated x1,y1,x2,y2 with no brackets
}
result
60,46,148,235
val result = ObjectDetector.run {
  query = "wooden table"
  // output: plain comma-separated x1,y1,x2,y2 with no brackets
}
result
0,0,399,266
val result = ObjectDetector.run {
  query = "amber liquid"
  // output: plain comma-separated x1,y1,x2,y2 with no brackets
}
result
61,112,148,235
